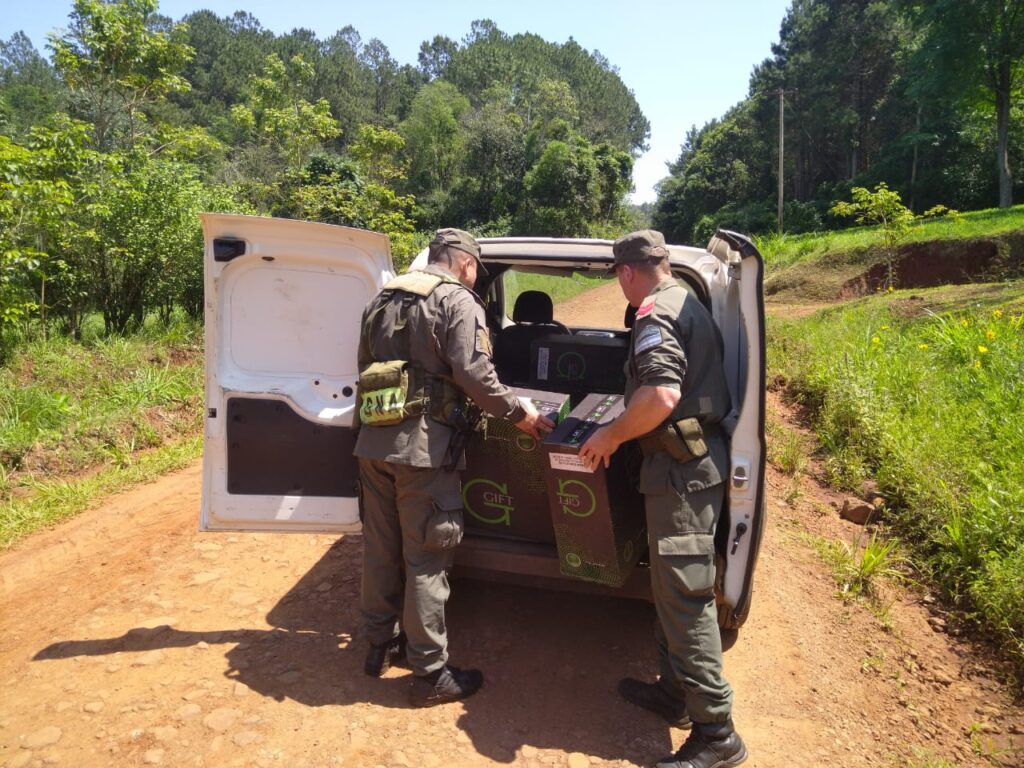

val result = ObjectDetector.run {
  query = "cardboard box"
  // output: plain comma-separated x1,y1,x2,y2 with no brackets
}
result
462,387,571,543
530,335,629,397
543,393,646,587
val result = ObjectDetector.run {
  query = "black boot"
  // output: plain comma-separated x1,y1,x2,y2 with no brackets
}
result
409,665,483,707
655,721,747,768
363,632,407,677
618,678,691,728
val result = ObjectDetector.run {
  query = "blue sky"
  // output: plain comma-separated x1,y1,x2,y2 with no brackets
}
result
3,0,793,203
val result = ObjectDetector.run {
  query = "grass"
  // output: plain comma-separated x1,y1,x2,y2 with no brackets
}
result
1,314,204,546
1,436,201,548
770,282,1024,672
766,413,807,475
755,204,1024,271
901,748,960,768
804,528,907,602
501,269,611,316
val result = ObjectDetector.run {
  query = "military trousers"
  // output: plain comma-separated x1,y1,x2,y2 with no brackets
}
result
358,458,466,676
642,456,734,725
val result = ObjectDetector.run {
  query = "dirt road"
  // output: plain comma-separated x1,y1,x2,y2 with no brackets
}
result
1,289,1021,768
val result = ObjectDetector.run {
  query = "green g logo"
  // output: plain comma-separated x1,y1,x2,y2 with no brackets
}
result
556,478,596,518
515,433,537,452
556,351,586,381
565,552,582,568
463,478,514,526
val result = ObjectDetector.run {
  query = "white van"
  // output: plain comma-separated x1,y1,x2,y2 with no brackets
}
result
199,214,766,630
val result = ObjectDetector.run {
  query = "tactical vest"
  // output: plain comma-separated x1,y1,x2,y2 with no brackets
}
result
356,270,471,428
629,283,731,460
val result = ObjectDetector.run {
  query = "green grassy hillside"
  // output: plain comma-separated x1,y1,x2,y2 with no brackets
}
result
1,317,203,547
770,280,1024,671
759,206,1024,303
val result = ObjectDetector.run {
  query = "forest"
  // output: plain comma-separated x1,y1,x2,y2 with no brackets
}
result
653,0,1024,243
1,0,1023,355
0,0,646,354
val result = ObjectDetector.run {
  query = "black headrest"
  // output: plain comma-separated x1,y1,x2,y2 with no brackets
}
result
513,291,554,323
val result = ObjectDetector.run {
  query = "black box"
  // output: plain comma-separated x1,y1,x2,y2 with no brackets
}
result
542,393,645,587
529,335,628,397
462,388,571,543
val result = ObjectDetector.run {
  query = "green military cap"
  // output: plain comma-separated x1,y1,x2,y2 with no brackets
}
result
611,229,670,270
432,228,488,276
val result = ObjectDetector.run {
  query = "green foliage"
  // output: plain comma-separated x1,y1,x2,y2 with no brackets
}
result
0,318,201,487
810,528,907,600
831,183,916,288
0,33,63,137
759,204,1024,272
50,0,194,151
770,288,1024,670
229,53,339,171
1,434,201,547
400,81,469,193
904,0,1024,208
654,0,1024,241
766,414,807,476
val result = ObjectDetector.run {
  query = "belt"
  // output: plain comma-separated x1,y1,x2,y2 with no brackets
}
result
637,422,723,460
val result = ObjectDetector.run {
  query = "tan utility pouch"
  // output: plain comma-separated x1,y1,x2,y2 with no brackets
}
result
358,360,411,426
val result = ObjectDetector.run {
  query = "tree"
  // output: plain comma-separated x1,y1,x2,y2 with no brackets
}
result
519,135,600,236
227,53,339,209
831,183,915,289
0,134,74,355
359,38,399,120
400,81,469,193
349,123,406,185
174,10,273,129
49,0,194,151
0,33,63,137
903,0,1024,207
417,35,457,81
283,128,421,265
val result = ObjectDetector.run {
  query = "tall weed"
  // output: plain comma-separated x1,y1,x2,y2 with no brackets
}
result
770,291,1024,670
1,318,203,505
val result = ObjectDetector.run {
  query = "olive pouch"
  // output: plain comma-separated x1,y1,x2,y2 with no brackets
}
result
673,417,708,461
358,360,410,426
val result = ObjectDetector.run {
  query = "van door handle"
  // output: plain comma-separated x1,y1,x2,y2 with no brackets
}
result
732,462,749,490
731,522,748,555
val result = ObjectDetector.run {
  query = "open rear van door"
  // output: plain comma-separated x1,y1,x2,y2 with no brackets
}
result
706,229,767,629
200,214,394,533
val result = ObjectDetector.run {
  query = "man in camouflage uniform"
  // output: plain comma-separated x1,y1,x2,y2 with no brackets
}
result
580,230,747,767
355,228,553,707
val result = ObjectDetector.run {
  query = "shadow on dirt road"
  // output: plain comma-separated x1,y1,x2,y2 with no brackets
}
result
34,536,694,764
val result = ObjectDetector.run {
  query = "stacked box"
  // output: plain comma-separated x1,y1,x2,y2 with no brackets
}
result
542,393,646,587
530,336,629,397
462,387,571,543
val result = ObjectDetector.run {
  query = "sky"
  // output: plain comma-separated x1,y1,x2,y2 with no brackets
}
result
2,0,793,204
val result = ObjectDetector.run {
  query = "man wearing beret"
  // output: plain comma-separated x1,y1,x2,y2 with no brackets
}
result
355,228,554,706
580,230,747,767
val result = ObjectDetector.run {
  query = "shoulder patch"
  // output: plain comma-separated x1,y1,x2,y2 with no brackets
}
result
634,324,663,354
476,322,493,357
636,297,657,319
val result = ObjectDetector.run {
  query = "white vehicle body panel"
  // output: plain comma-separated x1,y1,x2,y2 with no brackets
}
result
200,213,394,533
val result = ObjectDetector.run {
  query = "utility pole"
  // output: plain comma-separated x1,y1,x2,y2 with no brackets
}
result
770,88,797,233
